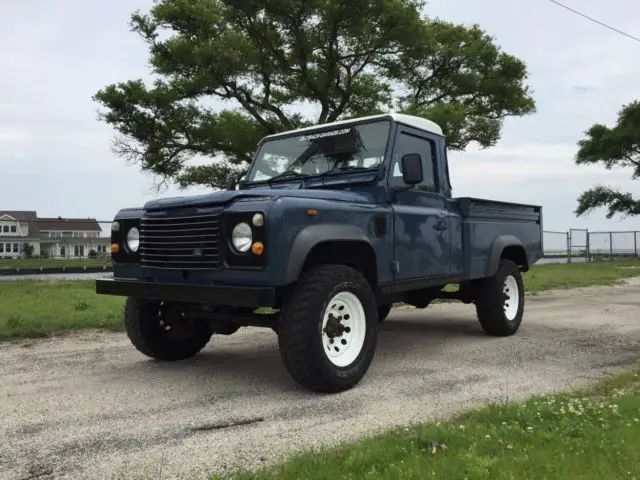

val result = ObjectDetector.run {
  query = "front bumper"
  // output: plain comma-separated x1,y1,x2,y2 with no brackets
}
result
95,278,276,308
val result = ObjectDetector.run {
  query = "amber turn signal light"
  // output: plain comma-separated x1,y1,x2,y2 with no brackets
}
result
251,241,264,256
111,243,120,254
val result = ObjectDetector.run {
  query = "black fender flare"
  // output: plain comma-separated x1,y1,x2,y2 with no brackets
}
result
486,235,525,277
282,223,374,284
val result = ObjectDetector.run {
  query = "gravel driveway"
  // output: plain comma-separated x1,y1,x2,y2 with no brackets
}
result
2,278,639,480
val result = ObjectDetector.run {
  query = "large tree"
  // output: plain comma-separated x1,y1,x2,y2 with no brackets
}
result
94,0,536,189
575,100,640,219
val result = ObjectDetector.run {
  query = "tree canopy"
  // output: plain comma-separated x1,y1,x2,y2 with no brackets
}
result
574,100,640,219
94,0,536,189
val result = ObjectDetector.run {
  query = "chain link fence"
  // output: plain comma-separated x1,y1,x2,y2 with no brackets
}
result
543,230,569,258
587,231,639,261
541,229,639,264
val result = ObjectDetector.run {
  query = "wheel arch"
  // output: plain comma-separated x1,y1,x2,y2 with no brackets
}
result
283,224,378,287
487,235,529,277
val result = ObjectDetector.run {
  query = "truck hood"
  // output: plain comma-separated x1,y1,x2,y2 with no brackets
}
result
143,188,376,210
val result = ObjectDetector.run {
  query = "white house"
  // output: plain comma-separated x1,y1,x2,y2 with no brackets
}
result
0,211,110,259
0,211,41,258
38,217,110,258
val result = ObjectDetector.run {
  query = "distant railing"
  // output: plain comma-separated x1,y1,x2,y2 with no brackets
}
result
543,230,639,264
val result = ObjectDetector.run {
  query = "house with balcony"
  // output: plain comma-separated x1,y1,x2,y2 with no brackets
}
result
38,217,110,258
0,210,111,259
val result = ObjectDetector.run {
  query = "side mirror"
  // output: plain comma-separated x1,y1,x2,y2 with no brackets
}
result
401,153,423,185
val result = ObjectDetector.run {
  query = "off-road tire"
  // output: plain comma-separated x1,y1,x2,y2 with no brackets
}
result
124,297,213,361
277,265,379,393
474,259,524,336
378,304,392,322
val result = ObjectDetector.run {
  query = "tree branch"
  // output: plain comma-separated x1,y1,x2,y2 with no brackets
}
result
576,185,640,219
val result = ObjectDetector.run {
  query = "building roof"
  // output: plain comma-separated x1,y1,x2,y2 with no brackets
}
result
0,211,40,236
263,113,444,140
0,210,38,222
38,217,102,232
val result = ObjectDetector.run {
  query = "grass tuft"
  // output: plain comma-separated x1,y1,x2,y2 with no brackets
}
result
0,280,124,339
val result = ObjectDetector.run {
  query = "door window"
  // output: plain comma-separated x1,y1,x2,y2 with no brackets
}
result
390,132,438,192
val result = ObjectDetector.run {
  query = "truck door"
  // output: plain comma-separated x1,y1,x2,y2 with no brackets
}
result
389,126,451,281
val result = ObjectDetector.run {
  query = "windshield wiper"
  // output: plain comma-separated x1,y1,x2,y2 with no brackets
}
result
266,169,309,184
317,165,377,180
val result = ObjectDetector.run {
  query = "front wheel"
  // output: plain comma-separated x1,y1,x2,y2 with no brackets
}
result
124,297,213,361
277,265,379,393
475,259,525,336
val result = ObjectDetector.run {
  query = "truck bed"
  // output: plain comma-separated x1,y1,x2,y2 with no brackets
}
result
451,197,543,280
456,197,542,222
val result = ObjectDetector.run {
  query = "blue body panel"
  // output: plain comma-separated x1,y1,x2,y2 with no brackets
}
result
110,117,543,298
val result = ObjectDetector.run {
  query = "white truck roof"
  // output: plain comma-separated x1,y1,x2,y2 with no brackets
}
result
264,113,444,139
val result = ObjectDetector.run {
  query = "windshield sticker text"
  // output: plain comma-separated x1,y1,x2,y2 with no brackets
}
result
299,128,350,142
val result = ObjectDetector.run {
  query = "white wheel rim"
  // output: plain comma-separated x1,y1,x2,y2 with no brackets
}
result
321,291,367,367
503,275,519,321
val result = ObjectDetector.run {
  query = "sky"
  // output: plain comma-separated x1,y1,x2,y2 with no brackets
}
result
0,0,639,235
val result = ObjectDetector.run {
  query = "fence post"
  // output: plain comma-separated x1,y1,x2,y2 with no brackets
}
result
567,231,571,264
635,231,638,258
586,230,591,263
609,231,613,262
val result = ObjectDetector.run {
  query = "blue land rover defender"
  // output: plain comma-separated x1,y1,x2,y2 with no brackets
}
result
97,113,543,393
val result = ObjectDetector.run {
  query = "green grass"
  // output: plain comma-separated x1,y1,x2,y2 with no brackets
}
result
0,280,124,339
213,370,640,480
0,258,111,270
522,258,640,293
0,259,638,340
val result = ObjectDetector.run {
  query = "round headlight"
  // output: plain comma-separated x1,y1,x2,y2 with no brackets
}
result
126,227,140,253
231,222,252,253
111,221,120,232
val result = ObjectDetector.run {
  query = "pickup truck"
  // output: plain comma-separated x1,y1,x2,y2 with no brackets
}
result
96,113,543,393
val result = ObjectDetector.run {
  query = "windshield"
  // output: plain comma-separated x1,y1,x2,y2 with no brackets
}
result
246,120,391,182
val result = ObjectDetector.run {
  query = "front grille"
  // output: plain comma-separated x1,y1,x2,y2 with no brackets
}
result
139,212,223,270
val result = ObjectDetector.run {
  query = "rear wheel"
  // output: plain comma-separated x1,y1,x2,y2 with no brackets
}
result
277,265,378,393
124,297,213,361
475,259,524,336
